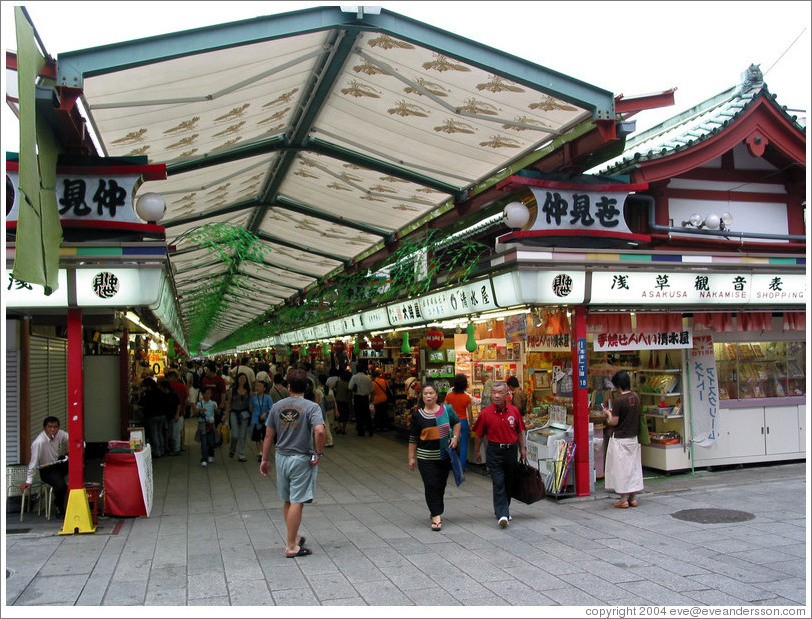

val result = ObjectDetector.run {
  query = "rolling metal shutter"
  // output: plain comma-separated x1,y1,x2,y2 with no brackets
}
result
28,335,68,445
5,350,21,464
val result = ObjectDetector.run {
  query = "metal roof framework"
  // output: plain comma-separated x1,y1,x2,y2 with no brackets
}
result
55,5,615,351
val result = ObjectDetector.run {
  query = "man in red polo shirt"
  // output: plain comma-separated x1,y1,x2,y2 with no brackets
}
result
473,381,527,528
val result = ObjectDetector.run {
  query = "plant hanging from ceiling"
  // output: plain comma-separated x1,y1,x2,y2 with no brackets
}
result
202,227,489,354
183,223,270,352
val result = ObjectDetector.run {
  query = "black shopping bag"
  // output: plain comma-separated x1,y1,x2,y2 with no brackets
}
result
510,459,546,504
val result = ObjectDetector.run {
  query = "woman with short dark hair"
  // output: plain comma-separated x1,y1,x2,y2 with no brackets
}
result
602,370,644,508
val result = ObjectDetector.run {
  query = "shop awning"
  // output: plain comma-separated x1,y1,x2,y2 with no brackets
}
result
55,6,615,352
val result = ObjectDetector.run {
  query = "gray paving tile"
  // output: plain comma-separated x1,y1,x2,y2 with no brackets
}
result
187,572,228,599
225,578,275,605
353,579,413,605
271,586,322,605
102,578,148,605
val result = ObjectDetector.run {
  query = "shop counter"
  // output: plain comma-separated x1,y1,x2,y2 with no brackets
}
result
103,444,153,517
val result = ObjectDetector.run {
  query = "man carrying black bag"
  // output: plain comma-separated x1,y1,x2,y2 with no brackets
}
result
473,382,527,529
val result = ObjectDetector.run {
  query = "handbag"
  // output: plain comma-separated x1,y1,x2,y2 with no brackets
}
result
638,413,651,445
445,446,464,487
510,458,546,504
217,422,230,446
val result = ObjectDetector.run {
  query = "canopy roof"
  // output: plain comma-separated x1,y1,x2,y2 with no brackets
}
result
57,5,614,351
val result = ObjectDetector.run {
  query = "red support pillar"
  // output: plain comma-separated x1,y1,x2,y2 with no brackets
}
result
60,307,94,534
67,308,85,490
571,305,591,496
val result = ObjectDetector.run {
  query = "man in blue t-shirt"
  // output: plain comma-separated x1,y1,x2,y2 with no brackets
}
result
260,368,325,559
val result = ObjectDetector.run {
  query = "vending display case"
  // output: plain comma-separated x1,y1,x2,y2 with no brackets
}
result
716,341,806,400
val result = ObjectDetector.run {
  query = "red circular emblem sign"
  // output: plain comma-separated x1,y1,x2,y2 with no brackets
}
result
426,330,444,349
371,336,385,351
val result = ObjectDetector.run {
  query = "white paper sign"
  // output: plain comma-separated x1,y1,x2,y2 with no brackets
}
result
687,334,720,447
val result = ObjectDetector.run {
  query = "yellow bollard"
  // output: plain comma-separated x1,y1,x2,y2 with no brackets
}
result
58,487,96,534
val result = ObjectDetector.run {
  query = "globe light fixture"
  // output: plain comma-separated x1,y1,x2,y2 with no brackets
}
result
703,213,721,230
681,213,704,228
681,211,734,231
503,200,530,229
135,192,166,223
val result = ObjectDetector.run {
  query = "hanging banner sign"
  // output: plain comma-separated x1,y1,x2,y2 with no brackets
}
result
387,278,498,326
361,308,389,332
7,161,165,229
593,329,693,351
4,270,69,307
75,267,163,307
687,334,719,447
526,333,571,351
590,271,806,305
527,185,635,235
6,268,163,308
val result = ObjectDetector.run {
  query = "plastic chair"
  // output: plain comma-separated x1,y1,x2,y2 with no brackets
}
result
6,464,47,521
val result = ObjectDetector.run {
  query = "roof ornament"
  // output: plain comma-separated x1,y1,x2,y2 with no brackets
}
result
739,64,763,95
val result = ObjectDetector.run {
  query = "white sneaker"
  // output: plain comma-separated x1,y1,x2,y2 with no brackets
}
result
498,516,508,528
201,461,207,467
208,457,214,463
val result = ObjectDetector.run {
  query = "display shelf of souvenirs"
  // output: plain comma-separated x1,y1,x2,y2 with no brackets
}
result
715,341,806,399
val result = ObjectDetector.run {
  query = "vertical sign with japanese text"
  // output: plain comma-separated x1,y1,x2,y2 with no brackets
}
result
688,334,719,447
577,338,587,389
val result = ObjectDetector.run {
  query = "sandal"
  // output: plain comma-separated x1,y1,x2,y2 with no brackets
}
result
629,499,638,507
430,517,442,531
613,500,629,509
285,546,312,558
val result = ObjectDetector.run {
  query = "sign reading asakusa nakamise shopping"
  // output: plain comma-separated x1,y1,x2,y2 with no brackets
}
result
590,272,806,305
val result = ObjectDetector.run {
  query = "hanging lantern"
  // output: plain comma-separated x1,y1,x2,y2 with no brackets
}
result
308,344,320,356
167,338,176,358
425,329,444,350
371,335,385,351
465,323,477,352
401,332,411,354
353,338,361,356
323,342,329,356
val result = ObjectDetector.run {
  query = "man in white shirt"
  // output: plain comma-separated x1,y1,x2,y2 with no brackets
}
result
19,416,69,517
348,363,375,437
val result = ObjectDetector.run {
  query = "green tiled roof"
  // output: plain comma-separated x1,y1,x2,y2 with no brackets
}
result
594,65,806,175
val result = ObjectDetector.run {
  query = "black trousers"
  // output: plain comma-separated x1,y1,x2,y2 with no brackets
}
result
39,461,69,515
485,442,519,519
373,402,390,430
353,395,372,436
417,457,452,518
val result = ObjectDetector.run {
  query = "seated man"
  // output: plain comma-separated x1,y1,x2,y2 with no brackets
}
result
19,416,69,517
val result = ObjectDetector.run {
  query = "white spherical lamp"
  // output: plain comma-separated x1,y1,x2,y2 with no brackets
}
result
703,213,721,230
503,201,530,230
135,192,166,223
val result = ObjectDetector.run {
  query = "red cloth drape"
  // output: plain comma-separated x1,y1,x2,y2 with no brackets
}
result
783,311,806,331
693,312,734,332
736,312,772,332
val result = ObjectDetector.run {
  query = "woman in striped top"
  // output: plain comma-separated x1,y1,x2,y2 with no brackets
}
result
408,383,461,531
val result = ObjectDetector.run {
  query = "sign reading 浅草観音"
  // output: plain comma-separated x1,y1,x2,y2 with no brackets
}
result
590,271,806,305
